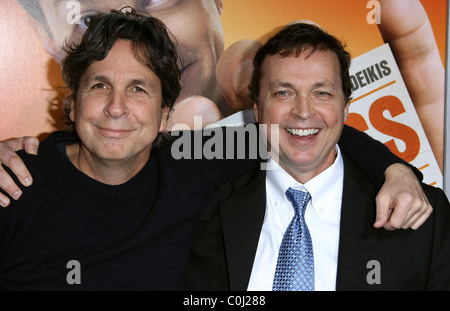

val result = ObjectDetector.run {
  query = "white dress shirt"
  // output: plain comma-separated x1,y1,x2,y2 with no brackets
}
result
247,146,344,291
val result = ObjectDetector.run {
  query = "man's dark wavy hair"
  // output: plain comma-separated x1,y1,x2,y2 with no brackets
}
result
62,8,181,149
249,23,352,103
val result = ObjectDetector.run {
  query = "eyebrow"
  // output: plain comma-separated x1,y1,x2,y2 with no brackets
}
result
129,79,154,89
269,80,333,88
269,81,295,89
85,74,109,84
312,81,334,88
85,74,156,89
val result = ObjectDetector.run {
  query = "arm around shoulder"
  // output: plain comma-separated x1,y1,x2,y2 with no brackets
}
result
0,136,39,207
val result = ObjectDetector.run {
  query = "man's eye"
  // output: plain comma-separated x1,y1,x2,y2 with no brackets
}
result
93,83,106,90
274,90,289,97
132,86,147,94
316,91,331,96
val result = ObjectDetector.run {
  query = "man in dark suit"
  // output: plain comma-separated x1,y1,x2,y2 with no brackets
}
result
186,23,450,291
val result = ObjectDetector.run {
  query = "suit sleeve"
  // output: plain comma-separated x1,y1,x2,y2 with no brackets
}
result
427,186,450,289
185,188,231,291
339,125,423,188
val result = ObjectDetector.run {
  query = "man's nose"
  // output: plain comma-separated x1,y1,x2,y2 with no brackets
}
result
292,95,313,119
104,91,129,118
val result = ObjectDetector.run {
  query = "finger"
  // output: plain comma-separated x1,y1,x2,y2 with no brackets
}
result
378,0,445,170
398,200,425,229
216,39,261,112
396,193,432,229
400,210,421,229
409,206,433,230
0,153,33,189
0,166,23,206
373,210,389,228
0,192,11,208
21,137,39,155
402,203,433,230
382,198,411,231
373,194,395,228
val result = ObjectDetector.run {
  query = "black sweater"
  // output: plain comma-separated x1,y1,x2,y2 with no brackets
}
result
0,126,415,290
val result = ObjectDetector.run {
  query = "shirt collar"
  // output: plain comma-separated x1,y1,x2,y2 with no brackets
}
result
266,146,344,212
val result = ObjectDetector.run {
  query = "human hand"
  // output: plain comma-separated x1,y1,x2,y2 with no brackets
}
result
373,163,433,230
0,136,39,207
215,38,262,112
166,96,222,131
378,0,445,171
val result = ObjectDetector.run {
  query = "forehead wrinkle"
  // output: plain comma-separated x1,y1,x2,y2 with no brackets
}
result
84,74,110,84
269,79,333,90
269,80,295,89
84,73,157,91
312,80,334,88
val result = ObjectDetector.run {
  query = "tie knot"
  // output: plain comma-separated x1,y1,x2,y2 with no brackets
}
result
286,187,311,216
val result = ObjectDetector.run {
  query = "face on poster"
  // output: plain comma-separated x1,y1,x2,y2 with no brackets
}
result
0,0,446,173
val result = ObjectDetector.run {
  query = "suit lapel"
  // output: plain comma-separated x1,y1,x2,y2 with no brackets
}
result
215,154,380,290
218,170,267,291
335,154,379,290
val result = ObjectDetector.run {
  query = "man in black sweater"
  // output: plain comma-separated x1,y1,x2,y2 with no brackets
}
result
0,9,432,290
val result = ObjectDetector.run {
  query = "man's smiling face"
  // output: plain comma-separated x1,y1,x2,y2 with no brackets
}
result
253,48,350,183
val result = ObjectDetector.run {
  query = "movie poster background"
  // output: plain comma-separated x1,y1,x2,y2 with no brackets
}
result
0,0,447,187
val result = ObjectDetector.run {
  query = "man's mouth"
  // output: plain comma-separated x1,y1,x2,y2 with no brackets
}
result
287,128,320,137
97,127,133,139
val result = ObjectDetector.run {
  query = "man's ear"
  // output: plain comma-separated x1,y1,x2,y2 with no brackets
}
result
253,102,259,123
68,100,75,122
214,0,224,15
159,106,170,132
343,101,350,123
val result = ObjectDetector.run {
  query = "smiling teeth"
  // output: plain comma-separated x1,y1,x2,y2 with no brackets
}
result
287,128,319,136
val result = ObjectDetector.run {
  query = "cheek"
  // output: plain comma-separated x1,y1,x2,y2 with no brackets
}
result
72,101,99,121
317,104,346,126
260,104,287,125
139,105,165,131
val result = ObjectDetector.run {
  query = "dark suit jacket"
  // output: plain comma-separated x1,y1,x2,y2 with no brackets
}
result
186,153,450,291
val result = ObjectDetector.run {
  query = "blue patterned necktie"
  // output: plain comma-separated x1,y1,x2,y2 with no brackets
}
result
273,188,314,291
